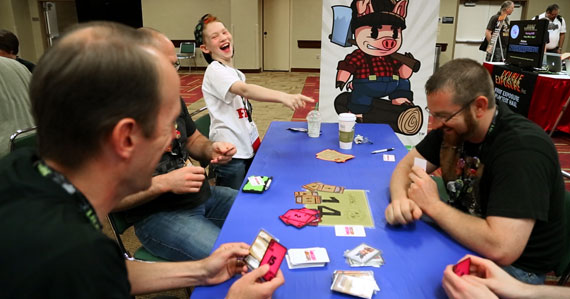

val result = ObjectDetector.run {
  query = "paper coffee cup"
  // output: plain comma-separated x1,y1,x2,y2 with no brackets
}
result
338,113,356,150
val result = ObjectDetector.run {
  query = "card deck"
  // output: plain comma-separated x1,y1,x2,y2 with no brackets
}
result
279,208,321,228
245,229,277,270
344,243,384,268
331,270,379,298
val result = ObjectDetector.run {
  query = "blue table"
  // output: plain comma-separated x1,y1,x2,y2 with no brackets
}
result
192,121,472,298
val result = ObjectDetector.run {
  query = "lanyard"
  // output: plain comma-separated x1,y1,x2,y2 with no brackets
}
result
36,160,102,230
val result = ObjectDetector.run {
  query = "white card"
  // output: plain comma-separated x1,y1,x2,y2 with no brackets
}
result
335,225,366,237
287,247,330,265
247,176,264,187
344,243,380,264
414,157,427,171
383,154,395,162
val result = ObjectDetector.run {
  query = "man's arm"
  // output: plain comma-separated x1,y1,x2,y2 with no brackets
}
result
114,166,205,211
185,130,235,165
558,32,565,54
126,242,249,295
229,81,314,110
385,148,438,225
407,166,535,265
485,29,493,43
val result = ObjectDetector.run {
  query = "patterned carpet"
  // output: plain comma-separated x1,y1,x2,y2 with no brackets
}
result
179,74,204,105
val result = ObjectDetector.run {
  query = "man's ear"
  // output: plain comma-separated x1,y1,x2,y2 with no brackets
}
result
474,96,490,118
110,118,138,159
200,44,210,54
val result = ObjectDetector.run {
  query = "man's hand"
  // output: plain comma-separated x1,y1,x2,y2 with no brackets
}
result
442,255,526,299
385,196,422,225
391,98,411,105
407,166,441,215
282,94,314,110
200,242,250,285
227,264,285,299
442,260,498,299
158,166,205,194
210,142,236,164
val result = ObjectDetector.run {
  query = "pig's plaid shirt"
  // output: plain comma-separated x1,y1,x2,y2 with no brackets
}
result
337,49,402,79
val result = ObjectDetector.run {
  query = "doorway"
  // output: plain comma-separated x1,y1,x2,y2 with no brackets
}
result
262,0,290,71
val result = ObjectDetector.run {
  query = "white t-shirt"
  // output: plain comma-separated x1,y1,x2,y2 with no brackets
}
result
536,12,566,50
202,61,259,159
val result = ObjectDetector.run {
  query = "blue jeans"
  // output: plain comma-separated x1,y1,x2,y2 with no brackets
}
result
211,158,253,190
502,265,546,285
133,185,237,261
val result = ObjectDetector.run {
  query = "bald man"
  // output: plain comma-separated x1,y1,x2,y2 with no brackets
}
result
114,28,239,261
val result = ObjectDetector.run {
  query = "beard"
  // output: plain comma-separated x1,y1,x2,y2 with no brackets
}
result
440,110,478,182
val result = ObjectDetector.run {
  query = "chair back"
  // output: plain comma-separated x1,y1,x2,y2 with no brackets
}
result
194,113,211,138
179,42,196,57
107,212,132,258
10,126,37,152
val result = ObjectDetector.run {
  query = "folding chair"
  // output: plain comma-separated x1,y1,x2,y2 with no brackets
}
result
107,212,168,262
177,42,196,71
9,126,37,152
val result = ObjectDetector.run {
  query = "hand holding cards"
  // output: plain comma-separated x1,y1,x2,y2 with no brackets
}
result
243,230,286,281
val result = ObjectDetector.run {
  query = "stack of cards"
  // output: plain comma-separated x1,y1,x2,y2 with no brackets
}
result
279,208,321,228
302,182,345,193
294,191,322,204
331,270,380,299
244,229,277,270
285,247,330,269
316,149,354,163
344,243,384,268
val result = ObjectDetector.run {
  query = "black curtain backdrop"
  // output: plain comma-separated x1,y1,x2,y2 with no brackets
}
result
75,0,142,28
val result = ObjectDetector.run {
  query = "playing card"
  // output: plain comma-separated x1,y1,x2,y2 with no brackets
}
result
294,191,322,204
335,225,366,237
260,239,287,281
383,154,395,161
344,243,381,264
316,149,354,163
414,157,427,171
333,270,380,292
453,257,471,277
302,182,345,193
279,208,320,228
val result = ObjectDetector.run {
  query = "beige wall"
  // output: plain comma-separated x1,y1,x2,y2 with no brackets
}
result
291,0,322,69
437,0,458,66
1,0,43,62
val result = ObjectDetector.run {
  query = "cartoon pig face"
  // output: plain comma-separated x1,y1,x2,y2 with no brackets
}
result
355,25,402,56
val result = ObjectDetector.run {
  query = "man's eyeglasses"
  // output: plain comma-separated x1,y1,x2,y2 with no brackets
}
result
173,59,180,71
425,97,477,123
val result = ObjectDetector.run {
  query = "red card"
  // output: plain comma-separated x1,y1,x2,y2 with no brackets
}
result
260,239,287,281
452,257,471,277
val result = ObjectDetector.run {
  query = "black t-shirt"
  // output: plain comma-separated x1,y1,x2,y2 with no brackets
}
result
125,99,211,223
486,14,510,51
16,57,35,73
416,102,566,274
0,149,130,298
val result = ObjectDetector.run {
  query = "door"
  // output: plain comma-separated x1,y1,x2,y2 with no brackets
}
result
263,0,290,71
454,1,523,64
40,1,78,47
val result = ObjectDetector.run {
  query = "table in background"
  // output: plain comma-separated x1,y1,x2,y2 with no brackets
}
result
192,121,471,298
483,62,570,134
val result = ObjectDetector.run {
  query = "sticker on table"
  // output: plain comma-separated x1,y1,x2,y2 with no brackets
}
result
383,154,395,162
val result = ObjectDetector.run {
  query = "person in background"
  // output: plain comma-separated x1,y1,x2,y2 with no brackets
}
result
194,13,314,190
115,27,239,261
0,56,34,157
0,29,36,72
0,21,283,298
533,4,566,54
485,1,514,62
384,58,566,285
443,255,570,299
